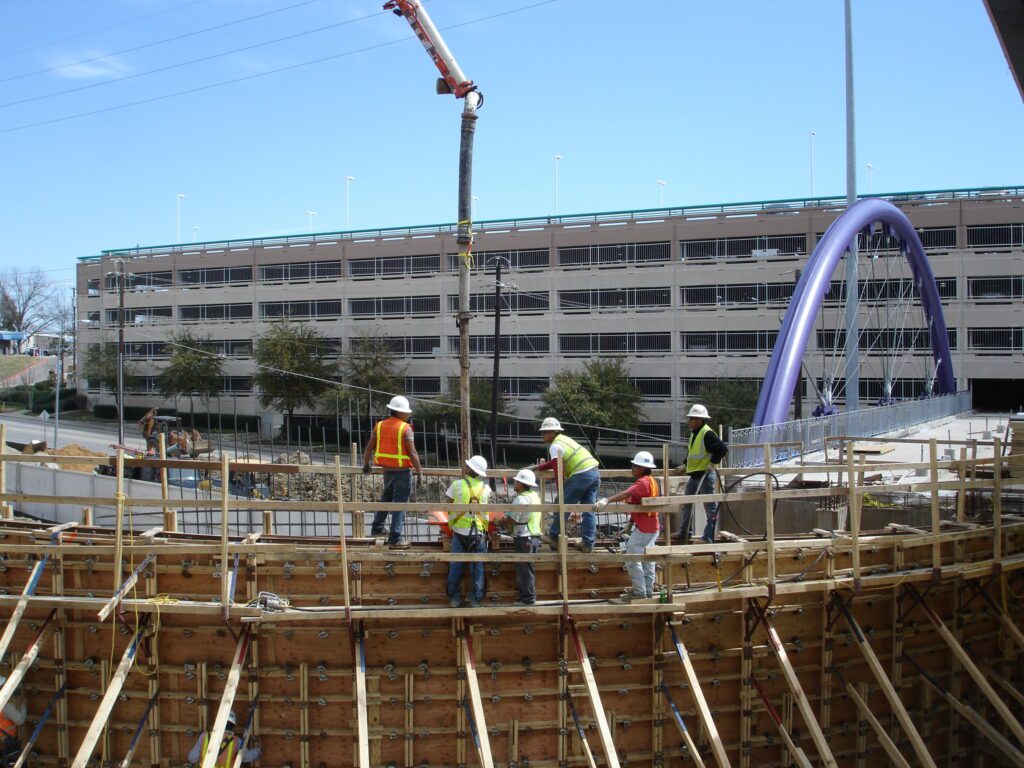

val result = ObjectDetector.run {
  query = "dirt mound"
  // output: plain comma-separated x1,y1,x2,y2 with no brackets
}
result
50,444,107,473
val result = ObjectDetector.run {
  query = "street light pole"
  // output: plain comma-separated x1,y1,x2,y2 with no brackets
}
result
866,163,874,194
808,130,816,198
553,154,561,215
306,210,318,233
657,179,666,207
115,261,127,445
345,176,355,229
192,226,200,243
488,256,509,472
176,193,186,244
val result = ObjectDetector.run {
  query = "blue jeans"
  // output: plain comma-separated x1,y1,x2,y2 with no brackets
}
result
624,528,658,597
371,469,411,543
677,470,718,543
547,468,601,547
447,533,485,604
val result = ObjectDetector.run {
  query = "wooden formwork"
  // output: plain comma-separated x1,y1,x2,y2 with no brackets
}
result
0,443,1021,767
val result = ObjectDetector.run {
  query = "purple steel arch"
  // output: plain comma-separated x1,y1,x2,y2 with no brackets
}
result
753,198,955,427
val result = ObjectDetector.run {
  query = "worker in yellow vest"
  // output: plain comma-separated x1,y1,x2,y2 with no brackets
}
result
186,711,260,766
0,675,26,767
444,455,491,608
534,417,601,552
363,395,423,549
677,404,728,543
507,468,542,605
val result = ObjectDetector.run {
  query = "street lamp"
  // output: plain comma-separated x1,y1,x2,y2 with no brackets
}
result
176,193,186,244
306,210,318,233
866,163,875,195
808,131,816,199
345,176,355,230
553,154,562,216
657,179,666,207
192,226,200,243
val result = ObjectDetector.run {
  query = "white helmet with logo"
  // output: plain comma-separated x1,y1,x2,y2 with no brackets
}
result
227,710,237,728
631,450,657,469
687,404,710,419
538,417,563,432
465,455,488,477
514,468,538,487
387,395,412,414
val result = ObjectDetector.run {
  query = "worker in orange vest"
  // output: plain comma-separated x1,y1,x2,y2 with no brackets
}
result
363,395,423,549
0,675,26,767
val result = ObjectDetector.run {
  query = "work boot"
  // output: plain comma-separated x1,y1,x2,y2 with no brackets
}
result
542,534,559,550
612,590,643,604
449,596,462,609
468,599,481,609
388,540,411,550
513,598,535,607
575,541,594,554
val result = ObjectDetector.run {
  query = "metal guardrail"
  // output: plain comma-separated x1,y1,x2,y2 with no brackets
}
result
727,391,972,467
79,185,1024,263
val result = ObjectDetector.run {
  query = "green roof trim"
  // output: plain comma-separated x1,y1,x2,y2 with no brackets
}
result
78,184,1024,263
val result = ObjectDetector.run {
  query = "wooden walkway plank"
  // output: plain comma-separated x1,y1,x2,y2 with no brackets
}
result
834,595,938,768
906,584,1024,748
569,621,621,768
752,601,839,768
461,629,496,768
70,617,149,768
201,627,251,768
0,557,48,662
666,620,733,768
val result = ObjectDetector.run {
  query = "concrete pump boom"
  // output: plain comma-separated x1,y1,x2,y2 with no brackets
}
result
384,0,482,461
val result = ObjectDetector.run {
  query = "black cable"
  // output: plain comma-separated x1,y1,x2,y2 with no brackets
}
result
718,471,781,539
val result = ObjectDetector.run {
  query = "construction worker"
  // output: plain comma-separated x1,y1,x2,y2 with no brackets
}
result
138,407,158,442
0,676,26,767
186,710,260,765
507,468,542,606
444,455,490,608
594,451,660,602
677,404,728,543
534,417,601,552
363,395,423,549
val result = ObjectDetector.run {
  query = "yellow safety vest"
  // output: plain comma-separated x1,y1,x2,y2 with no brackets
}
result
373,417,411,468
450,477,489,534
199,733,235,768
686,423,715,474
514,490,542,536
552,434,599,477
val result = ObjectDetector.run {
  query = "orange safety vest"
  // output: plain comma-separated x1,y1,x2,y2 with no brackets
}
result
199,733,235,768
638,475,660,516
0,711,17,738
373,417,412,469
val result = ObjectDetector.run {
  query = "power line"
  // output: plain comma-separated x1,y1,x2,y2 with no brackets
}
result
0,0,325,85
1,1,560,136
0,8,387,110
0,0,214,61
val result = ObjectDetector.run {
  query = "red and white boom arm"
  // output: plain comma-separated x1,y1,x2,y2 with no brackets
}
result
383,0,480,101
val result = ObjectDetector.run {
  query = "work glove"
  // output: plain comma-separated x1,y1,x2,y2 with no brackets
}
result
593,497,609,512
362,462,371,474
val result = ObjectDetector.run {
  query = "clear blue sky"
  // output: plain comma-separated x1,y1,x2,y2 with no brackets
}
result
0,0,1021,289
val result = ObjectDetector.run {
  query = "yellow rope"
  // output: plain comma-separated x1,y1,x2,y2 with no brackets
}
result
457,219,475,269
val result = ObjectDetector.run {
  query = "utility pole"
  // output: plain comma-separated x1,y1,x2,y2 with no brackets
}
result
489,257,509,471
54,342,62,448
386,0,482,463
116,261,127,445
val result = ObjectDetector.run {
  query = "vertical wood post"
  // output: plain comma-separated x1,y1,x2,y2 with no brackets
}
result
335,455,352,621
113,448,124,591
220,452,230,609
0,423,7,519
159,433,175,531
556,456,568,605
351,443,364,537
993,437,1003,563
662,443,671,547
928,439,941,578
763,445,776,589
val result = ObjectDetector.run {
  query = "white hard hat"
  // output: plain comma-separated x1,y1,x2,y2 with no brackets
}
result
387,395,412,414
539,417,563,432
227,710,237,727
465,455,488,477
514,468,537,487
687,404,710,419
631,451,657,469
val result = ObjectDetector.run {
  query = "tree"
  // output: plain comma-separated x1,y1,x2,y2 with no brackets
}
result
158,330,224,427
692,379,761,431
1,268,53,351
339,330,404,416
81,343,136,412
253,322,338,428
40,288,75,385
540,357,644,453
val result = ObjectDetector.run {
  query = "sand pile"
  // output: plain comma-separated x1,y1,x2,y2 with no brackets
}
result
49,444,107,474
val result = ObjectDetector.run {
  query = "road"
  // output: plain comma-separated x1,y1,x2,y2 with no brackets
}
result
0,412,128,454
